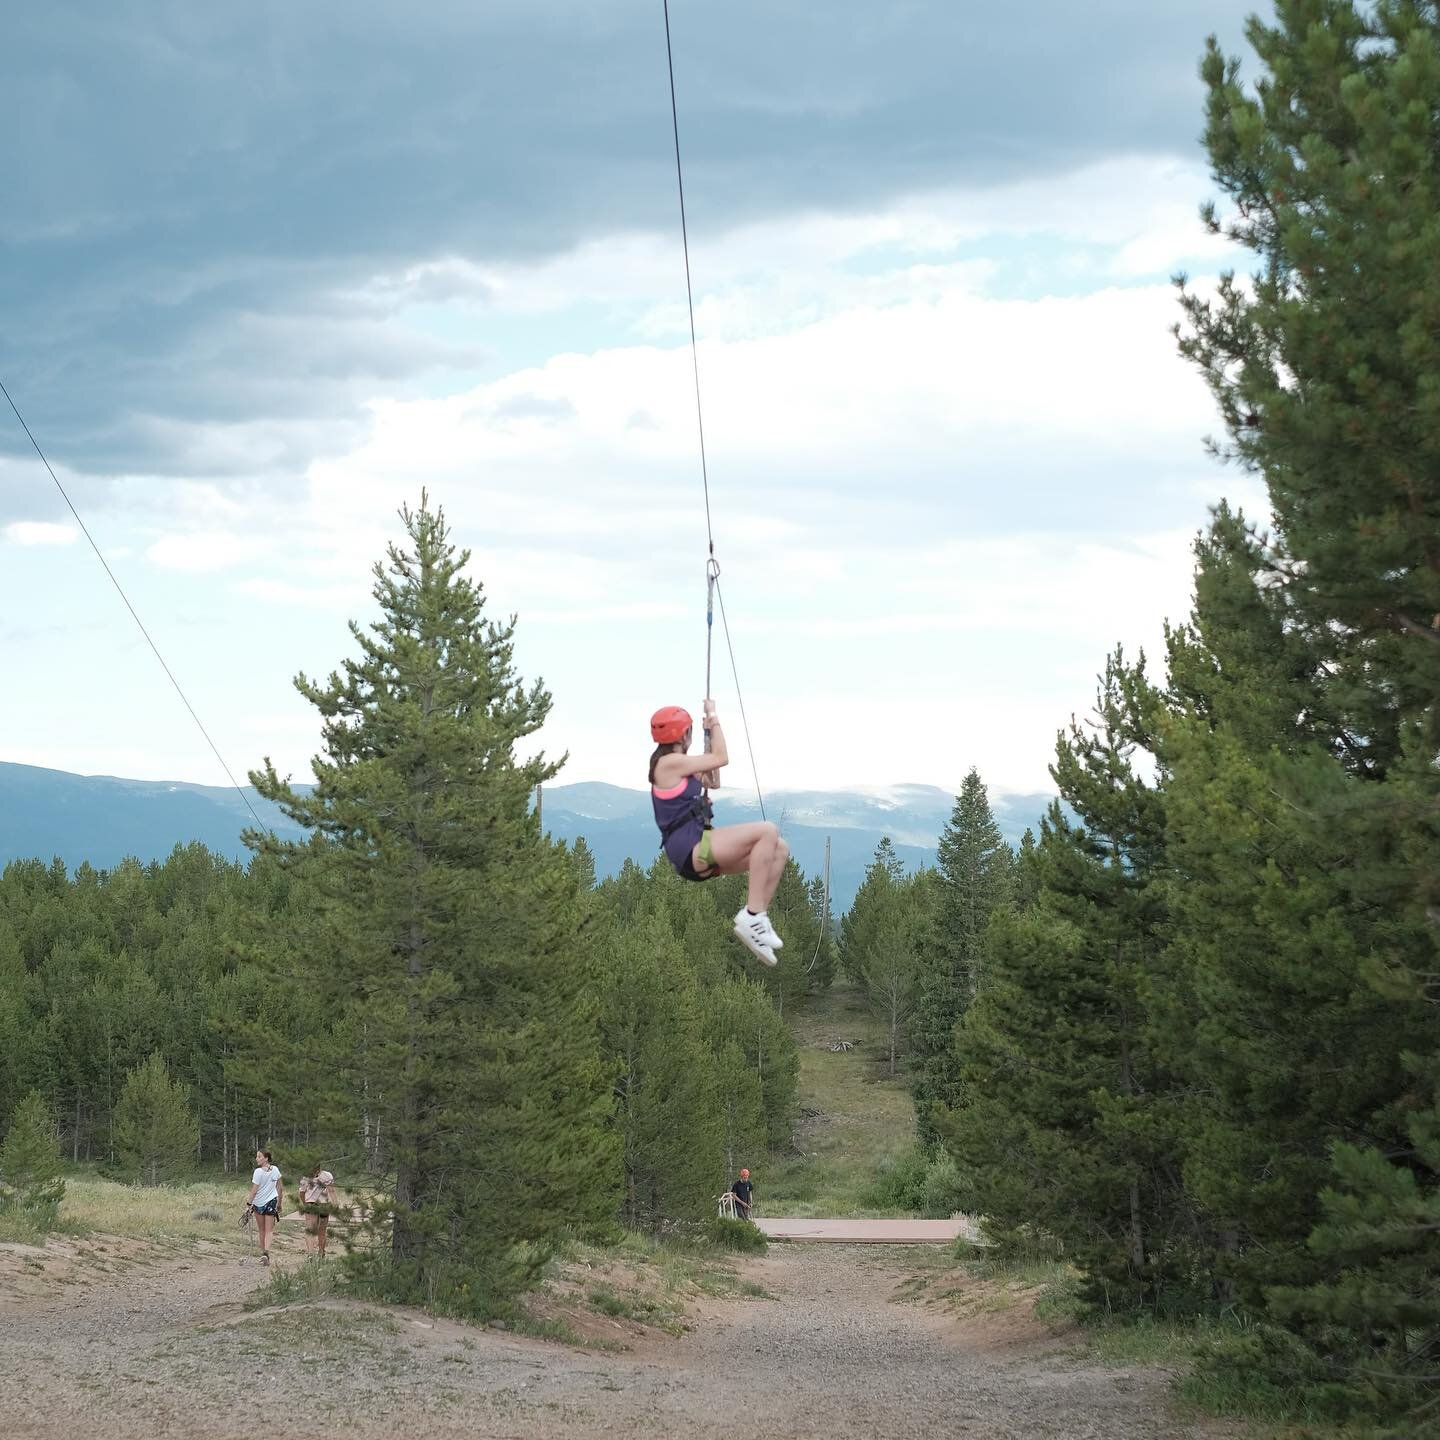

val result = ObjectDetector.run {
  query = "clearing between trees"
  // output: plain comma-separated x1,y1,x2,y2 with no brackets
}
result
0,1223,1234,1440
0,994,1244,1439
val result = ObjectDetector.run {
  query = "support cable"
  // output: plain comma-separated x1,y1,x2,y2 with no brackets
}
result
662,0,716,557
662,1,767,822
0,376,266,829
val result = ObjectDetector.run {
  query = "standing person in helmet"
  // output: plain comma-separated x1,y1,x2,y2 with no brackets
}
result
731,1167,755,1220
649,699,788,965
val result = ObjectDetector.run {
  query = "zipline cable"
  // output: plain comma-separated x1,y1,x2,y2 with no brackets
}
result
662,0,767,822
661,0,715,558
0,376,267,831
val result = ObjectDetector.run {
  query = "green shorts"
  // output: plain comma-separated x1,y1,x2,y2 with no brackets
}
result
696,829,716,870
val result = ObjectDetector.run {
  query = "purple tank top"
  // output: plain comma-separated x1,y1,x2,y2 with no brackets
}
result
652,775,710,870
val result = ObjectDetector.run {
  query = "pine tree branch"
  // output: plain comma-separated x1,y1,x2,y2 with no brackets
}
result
1393,611,1440,648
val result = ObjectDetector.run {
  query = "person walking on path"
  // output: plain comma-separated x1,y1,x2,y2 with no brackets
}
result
731,1168,754,1220
297,1166,337,1258
245,1149,283,1266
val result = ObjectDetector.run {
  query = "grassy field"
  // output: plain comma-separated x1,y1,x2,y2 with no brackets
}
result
760,979,919,1217
0,1172,303,1256
54,1174,246,1243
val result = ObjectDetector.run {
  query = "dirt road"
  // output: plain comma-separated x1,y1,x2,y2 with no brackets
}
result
0,1236,1229,1439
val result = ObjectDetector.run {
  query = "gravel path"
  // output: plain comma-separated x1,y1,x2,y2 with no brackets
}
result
0,1240,1232,1439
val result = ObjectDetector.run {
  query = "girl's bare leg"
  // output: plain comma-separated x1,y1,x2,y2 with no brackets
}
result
707,823,789,911
317,1216,329,1257
257,1213,273,1261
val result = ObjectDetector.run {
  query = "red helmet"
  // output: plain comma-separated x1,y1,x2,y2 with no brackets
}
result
740,1168,750,1179
650,706,692,744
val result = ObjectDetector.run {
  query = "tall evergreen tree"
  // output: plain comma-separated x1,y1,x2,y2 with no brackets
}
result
594,912,722,1228
1179,0,1440,773
249,499,615,1311
842,841,921,1075
940,653,1190,1309
702,979,799,1152
1176,4,1440,1413
910,769,1013,1146
1154,516,1424,1308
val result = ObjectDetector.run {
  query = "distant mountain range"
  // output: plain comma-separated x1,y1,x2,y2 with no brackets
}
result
0,762,1055,911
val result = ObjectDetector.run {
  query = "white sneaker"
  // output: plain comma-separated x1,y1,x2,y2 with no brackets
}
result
732,910,779,968
734,907,784,950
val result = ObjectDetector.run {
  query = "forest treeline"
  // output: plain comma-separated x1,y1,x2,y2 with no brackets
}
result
846,5,1440,1427
0,499,833,1309
0,844,825,1192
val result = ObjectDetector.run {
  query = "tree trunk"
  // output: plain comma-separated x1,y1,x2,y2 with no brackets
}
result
1118,1014,1146,1277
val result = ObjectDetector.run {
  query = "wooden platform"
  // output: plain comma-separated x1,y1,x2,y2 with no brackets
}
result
753,1216,981,1245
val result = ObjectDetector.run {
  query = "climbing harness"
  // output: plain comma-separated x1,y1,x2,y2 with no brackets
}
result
652,769,719,882
655,789,714,844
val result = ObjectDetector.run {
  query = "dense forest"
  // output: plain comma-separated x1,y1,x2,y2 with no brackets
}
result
918,4,1440,1426
0,842,826,1186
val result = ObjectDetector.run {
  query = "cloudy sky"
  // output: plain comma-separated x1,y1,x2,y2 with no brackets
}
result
2,0,1266,800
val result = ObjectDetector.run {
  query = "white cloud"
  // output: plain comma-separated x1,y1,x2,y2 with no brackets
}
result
374,155,1236,347
147,531,268,573
5,153,1259,802
5,521,79,547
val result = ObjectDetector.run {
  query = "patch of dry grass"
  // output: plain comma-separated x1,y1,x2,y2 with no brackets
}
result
761,980,918,1216
58,1176,249,1247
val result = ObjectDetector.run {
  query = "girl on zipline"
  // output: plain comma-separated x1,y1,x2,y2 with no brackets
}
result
650,700,788,965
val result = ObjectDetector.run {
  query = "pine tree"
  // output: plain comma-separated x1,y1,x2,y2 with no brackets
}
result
248,499,615,1310
0,1091,64,1228
1175,4,1440,1410
569,837,597,891
752,860,822,1014
940,653,1190,1309
711,1039,767,1187
112,1053,197,1187
0,926,32,1130
702,980,799,1151
1013,830,1040,910
1267,1126,1440,1421
595,912,722,1228
1179,0,1440,774
910,769,1012,1145
1154,516,1424,1306
842,842,925,1077
840,839,905,978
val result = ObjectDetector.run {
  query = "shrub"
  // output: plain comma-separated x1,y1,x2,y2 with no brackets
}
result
112,1053,198,1186
703,1216,767,1253
0,1092,65,1231
864,1143,968,1217
862,1144,930,1211
918,1150,967,1218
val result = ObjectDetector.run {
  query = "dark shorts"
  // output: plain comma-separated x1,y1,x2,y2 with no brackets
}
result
665,824,718,883
254,1197,279,1218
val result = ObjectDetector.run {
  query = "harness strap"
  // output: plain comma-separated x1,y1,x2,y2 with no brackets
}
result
657,791,714,842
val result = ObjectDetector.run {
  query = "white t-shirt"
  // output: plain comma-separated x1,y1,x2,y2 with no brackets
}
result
252,1165,281,1208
